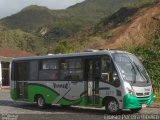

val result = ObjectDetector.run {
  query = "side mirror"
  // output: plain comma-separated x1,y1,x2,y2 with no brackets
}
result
112,72,119,82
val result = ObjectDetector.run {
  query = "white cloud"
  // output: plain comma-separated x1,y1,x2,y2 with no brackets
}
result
0,0,85,19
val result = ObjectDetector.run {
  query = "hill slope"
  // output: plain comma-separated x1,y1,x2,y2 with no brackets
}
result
54,1,160,53
0,0,154,43
101,3,160,49
0,0,157,54
0,29,46,55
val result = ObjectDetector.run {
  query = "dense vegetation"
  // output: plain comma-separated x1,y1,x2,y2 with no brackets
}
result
0,0,146,31
0,29,46,55
0,0,158,56
0,0,156,48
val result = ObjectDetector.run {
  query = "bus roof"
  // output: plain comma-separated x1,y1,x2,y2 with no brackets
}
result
12,50,129,61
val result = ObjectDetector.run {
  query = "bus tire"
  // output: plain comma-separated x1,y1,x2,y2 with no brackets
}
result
105,98,120,115
131,108,142,113
36,95,46,109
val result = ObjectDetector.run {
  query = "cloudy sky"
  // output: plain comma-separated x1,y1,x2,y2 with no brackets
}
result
0,0,85,19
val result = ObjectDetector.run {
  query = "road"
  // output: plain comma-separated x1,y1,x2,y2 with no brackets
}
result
0,90,160,120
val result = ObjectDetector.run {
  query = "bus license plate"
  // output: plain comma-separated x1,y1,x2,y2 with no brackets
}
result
142,104,146,108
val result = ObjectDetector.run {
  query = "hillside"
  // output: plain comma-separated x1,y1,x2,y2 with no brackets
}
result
1,6,53,33
0,0,142,31
0,0,157,55
54,1,160,53
0,29,46,55
0,0,155,44
101,3,160,49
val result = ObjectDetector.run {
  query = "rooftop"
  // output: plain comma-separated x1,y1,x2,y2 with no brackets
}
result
0,48,34,58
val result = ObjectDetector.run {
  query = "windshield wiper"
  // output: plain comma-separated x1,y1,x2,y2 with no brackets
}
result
124,55,137,84
132,62,149,83
128,60,137,84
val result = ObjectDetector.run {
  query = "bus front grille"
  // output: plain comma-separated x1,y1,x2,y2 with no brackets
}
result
136,93,143,96
136,92,150,97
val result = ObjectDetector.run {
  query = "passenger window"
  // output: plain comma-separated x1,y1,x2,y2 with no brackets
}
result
30,61,39,80
14,62,29,81
60,59,83,80
61,63,67,70
39,59,59,80
42,60,59,70
101,57,120,87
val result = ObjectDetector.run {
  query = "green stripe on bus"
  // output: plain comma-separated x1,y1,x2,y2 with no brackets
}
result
27,83,88,105
58,90,88,105
11,89,17,100
11,83,103,106
28,83,60,96
27,83,60,104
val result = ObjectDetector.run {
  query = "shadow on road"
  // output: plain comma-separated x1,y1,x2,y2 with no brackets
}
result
0,100,137,115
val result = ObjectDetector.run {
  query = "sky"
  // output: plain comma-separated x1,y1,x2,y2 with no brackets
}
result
0,0,85,19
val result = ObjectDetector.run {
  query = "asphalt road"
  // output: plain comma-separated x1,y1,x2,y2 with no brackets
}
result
0,90,160,120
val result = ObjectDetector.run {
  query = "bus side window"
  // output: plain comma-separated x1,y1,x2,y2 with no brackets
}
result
101,57,120,87
60,59,83,80
14,62,29,81
30,61,38,81
111,66,120,87
39,59,59,80
61,63,67,70
60,61,68,80
101,57,111,82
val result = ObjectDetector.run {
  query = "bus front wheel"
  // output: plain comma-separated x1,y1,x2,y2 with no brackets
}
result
36,95,46,108
105,98,120,115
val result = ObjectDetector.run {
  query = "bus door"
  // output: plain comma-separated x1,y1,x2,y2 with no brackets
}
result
17,81,28,99
85,58,100,106
15,62,29,100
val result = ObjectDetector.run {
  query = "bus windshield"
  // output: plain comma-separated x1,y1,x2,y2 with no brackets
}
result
112,53,150,83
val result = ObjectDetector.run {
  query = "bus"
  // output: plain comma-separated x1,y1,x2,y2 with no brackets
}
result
10,50,153,114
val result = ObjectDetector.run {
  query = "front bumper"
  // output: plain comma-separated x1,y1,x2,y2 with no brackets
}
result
123,93,154,109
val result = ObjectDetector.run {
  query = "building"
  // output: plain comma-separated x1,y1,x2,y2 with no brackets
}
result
0,48,33,86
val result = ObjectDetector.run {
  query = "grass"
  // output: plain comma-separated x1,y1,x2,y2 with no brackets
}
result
153,96,160,103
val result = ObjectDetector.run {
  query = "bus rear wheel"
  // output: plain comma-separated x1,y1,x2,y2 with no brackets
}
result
36,95,46,108
105,98,120,115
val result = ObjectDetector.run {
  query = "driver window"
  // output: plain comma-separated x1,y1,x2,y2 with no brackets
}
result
101,56,120,87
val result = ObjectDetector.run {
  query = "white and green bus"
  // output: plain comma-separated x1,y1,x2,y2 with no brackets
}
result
10,50,153,114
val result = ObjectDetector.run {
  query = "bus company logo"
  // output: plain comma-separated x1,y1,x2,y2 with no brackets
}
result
53,83,69,89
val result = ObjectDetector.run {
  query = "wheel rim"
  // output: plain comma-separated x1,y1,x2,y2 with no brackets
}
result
38,97,44,107
108,100,119,112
